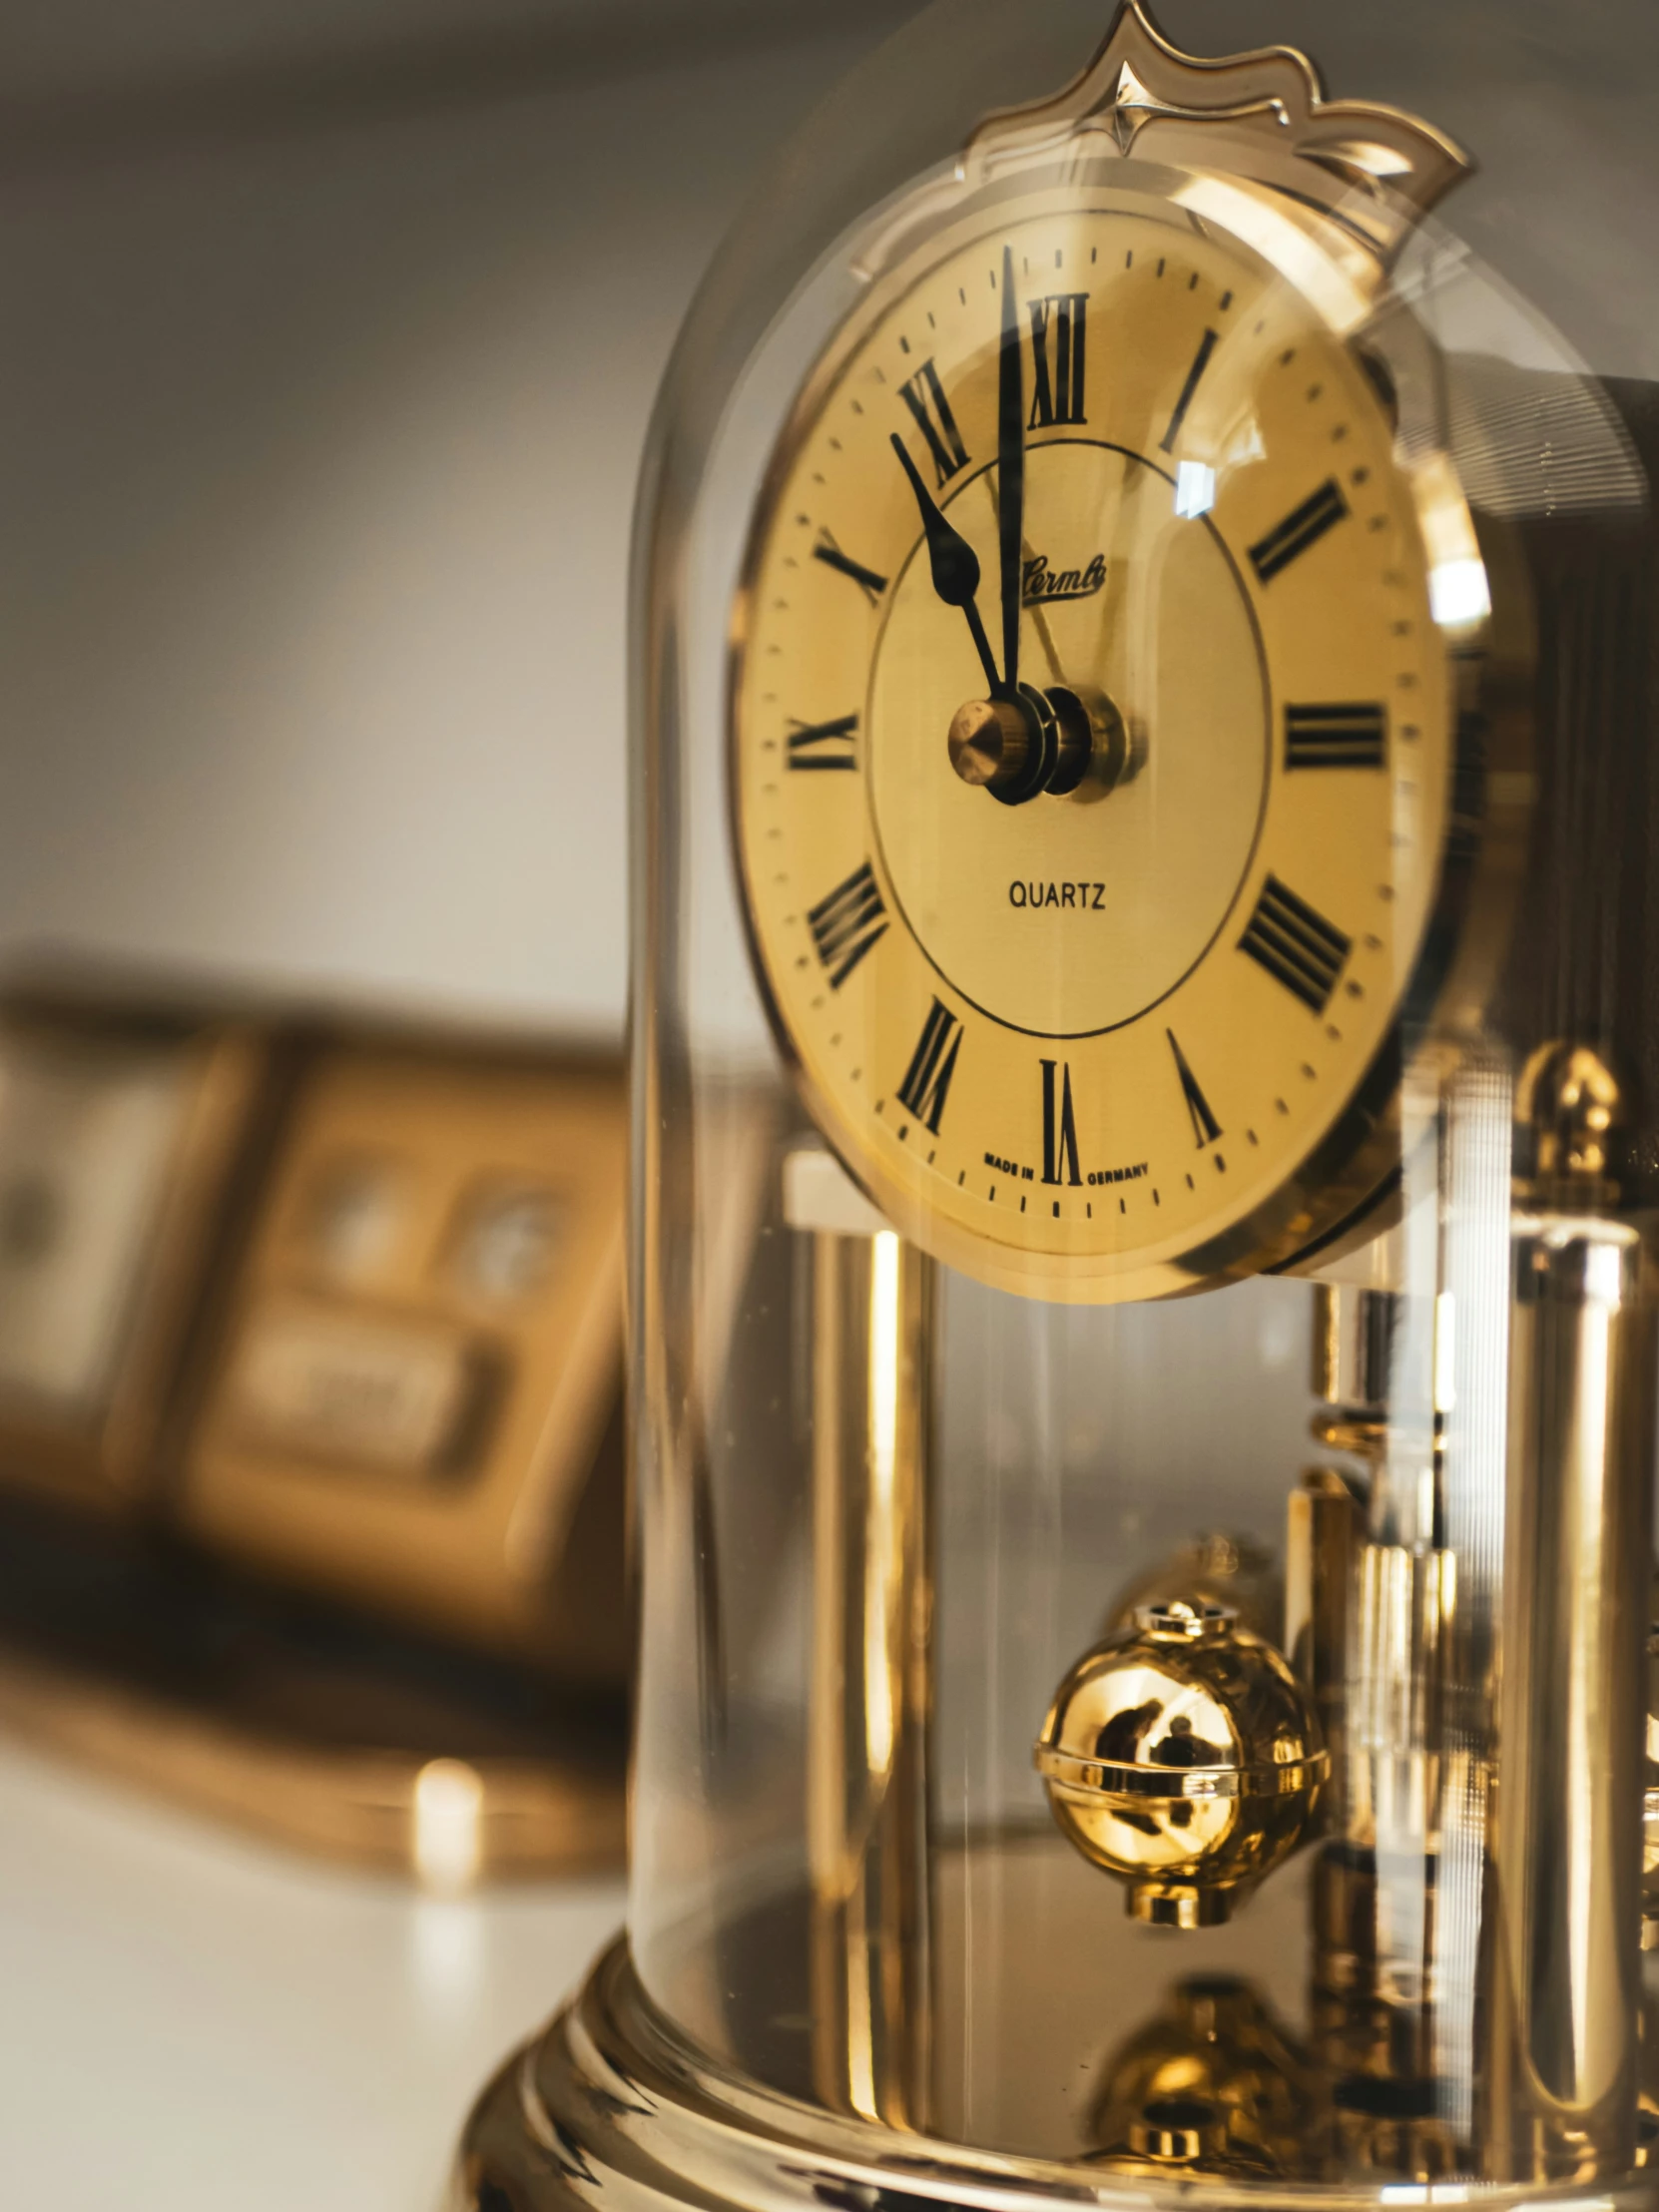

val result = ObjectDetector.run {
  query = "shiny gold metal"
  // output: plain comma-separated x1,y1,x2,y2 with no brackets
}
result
1086,1976,1315,2180
966,0,1472,269
1301,1174,1477,2184
1518,1040,1627,1201
451,1934,1659,2212
1286,1469,1361,1781
1645,1612,1659,1951
1488,1049,1654,2182
1050,681,1142,802
727,11,1512,1307
1349,1539,1454,1852
1034,1600,1326,1927
1103,1532,1282,1644
455,11,1652,2212
808,1226,934,2128
946,684,1140,807
1311,1841,1461,2183
946,697,1032,794
1311,1283,1400,1463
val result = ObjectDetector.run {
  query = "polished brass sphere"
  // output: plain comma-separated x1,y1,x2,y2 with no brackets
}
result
1515,1039,1630,1202
1033,1599,1326,1927
1086,1976,1315,2180
1103,1532,1284,1645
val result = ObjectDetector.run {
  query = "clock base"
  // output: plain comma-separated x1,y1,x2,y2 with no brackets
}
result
447,1934,1657,2212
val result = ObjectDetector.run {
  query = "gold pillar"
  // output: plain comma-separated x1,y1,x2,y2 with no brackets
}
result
806,1218,935,2129
1286,1464,1361,1800
1488,1047,1656,2181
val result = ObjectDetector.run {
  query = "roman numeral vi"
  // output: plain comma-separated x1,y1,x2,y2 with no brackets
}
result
1040,1060,1082,1187
808,862,888,989
1239,875,1352,1014
898,358,971,486
1028,292,1088,428
896,1000,963,1135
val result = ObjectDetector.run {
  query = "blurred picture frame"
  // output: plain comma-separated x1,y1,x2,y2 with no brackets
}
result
0,976,274,1510
175,1025,629,1682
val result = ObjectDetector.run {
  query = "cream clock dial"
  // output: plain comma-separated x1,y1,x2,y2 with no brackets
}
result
732,191,1473,1303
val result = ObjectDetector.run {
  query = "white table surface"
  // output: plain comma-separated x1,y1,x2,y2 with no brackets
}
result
0,1734,627,2212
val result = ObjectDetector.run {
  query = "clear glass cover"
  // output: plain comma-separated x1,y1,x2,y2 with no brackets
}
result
627,0,1659,2190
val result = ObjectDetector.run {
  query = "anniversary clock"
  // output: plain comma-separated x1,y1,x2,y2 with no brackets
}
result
457,1,1659,2205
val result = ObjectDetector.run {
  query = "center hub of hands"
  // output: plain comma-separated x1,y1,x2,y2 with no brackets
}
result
946,684,1139,807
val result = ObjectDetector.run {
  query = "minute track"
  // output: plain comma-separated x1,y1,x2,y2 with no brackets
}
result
733,191,1470,1302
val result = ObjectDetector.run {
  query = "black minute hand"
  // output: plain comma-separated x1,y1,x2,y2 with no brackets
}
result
997,242,1025,692
890,432,1001,698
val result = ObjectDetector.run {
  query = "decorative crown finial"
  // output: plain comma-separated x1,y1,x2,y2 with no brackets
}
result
967,1,1472,267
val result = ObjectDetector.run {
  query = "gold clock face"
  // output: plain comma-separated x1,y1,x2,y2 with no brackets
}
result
732,187,1468,1302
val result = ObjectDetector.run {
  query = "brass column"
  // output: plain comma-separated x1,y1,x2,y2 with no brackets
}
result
1488,1046,1656,2181
792,1155,935,2129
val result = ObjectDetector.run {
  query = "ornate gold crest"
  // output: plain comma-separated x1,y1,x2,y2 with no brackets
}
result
968,2,1471,267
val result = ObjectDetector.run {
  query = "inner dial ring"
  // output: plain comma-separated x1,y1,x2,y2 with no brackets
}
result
731,189,1461,1303
868,440,1271,1041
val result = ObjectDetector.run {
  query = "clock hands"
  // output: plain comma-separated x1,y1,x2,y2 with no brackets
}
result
888,420,1043,800
889,244,1026,700
998,243,1025,696
890,258,1137,808
889,433,1001,698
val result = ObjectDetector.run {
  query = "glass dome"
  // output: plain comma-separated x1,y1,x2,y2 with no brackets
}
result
459,3,1659,2204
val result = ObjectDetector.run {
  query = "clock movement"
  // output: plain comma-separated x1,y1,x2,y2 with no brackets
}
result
456,1,1659,2205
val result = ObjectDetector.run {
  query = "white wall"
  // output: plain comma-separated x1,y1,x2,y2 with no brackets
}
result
0,30,883,1036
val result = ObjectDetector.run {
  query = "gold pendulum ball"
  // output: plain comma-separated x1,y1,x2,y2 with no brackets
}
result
1033,1600,1327,1928
1085,1975,1316,2181
1100,1532,1285,1646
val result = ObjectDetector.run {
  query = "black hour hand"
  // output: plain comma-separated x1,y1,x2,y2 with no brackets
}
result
890,433,1000,695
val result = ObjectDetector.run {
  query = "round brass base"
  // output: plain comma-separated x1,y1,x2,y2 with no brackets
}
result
450,1937,1659,2212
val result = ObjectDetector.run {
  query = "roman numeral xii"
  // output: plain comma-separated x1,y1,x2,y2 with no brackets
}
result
1027,292,1088,428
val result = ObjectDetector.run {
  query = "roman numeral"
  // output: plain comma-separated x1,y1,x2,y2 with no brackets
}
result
1248,478,1349,584
1040,1060,1082,1187
787,713,858,772
896,999,963,1134
1159,327,1219,453
1167,1030,1222,1149
808,861,888,988
813,527,887,605
1285,703,1386,771
1239,875,1352,1014
898,358,970,486
1027,292,1088,428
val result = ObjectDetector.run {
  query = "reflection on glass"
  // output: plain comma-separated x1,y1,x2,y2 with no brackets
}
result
1087,1976,1314,2180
